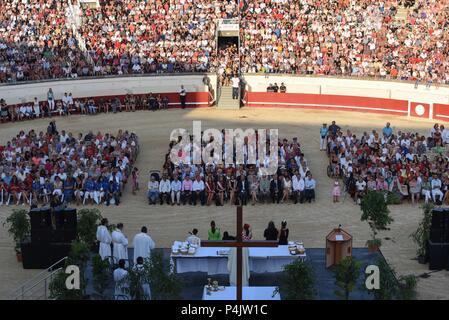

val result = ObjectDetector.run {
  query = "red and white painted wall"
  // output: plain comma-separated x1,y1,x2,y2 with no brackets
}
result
243,75,449,122
0,74,216,108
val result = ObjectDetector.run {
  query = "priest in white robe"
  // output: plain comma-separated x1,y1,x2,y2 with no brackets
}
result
227,247,250,287
113,259,130,300
132,226,156,263
96,218,112,261
112,223,128,263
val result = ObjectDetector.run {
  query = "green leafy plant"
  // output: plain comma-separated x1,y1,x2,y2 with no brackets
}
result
49,270,84,300
365,257,418,300
397,275,418,300
92,254,111,299
122,252,182,300
281,259,316,300
49,240,90,300
366,257,398,300
361,191,394,249
333,257,362,300
2,209,31,253
385,191,401,205
77,208,102,247
410,203,434,260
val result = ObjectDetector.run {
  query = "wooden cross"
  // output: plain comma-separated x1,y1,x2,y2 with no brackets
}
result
201,206,278,300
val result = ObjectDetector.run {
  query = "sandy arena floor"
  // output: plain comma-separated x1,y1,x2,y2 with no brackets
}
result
0,107,448,300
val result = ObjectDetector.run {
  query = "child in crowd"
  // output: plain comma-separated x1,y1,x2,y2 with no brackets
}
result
332,179,341,203
132,167,139,195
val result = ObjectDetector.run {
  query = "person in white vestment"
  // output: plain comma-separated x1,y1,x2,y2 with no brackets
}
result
132,256,151,300
227,247,250,287
96,218,112,261
112,223,128,264
132,226,156,263
113,259,130,300
186,228,201,247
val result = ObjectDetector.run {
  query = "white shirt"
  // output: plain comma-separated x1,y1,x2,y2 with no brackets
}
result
171,180,182,192
192,180,205,191
431,179,442,190
159,179,171,193
305,178,316,189
231,77,240,88
356,180,367,191
292,175,305,191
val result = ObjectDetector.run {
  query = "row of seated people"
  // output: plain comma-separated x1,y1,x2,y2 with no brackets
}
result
147,133,316,205
0,90,172,122
147,170,317,206
0,123,139,207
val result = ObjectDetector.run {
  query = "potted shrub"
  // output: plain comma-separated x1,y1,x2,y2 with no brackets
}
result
280,259,316,300
361,191,394,252
410,203,434,264
366,238,382,253
77,208,103,251
2,209,31,262
92,254,111,299
333,256,362,300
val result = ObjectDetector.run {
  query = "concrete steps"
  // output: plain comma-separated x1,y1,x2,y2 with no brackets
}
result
217,86,240,109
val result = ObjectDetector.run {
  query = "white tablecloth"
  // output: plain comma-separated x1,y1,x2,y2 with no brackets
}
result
202,286,280,300
172,245,306,274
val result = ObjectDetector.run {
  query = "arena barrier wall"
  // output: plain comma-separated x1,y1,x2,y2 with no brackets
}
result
0,74,215,108
243,75,449,121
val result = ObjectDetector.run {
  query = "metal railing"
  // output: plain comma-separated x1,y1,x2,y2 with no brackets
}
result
12,257,68,300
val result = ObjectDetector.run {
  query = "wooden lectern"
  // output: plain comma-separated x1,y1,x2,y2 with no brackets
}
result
325,227,353,268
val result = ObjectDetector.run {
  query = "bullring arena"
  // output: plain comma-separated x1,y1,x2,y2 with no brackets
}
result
1,0,449,302
1,73,449,299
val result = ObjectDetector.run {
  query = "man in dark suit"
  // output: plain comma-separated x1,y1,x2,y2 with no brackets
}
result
236,175,249,206
270,174,283,204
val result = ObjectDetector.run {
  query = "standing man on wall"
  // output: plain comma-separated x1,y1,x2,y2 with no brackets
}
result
179,85,187,109
231,74,240,100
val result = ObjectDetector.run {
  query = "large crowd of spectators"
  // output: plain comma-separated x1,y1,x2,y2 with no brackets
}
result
0,0,89,83
241,0,449,85
79,0,238,76
147,133,317,206
0,122,139,207
325,120,449,205
2,0,448,85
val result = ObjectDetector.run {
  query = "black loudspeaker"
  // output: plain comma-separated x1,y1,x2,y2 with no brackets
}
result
30,207,52,230
53,207,77,243
21,242,52,269
31,228,52,244
54,207,77,230
50,243,72,268
428,241,449,270
430,208,449,243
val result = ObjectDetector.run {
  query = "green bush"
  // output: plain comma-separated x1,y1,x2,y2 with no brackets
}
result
333,257,362,300
281,259,316,300
366,257,418,300
2,209,30,252
410,203,434,258
124,251,182,300
361,191,394,246
77,208,102,247
92,254,111,298
49,270,84,300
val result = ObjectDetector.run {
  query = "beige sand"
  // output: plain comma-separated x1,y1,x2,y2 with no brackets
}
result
0,107,448,299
